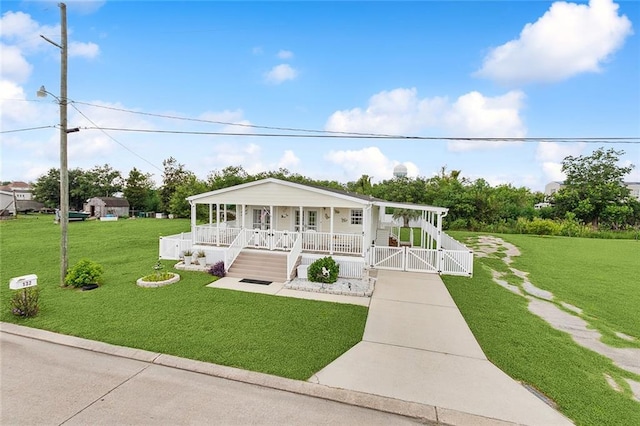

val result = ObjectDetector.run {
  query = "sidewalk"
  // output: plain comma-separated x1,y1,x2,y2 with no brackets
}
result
310,270,573,425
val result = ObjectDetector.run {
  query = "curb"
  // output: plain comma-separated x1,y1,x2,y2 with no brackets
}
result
1,322,518,426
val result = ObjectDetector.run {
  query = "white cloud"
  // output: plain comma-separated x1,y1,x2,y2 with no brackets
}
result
475,0,633,85
325,88,526,151
198,109,254,134
535,142,586,182
265,64,298,84
0,44,32,83
326,88,446,135
444,90,526,151
277,49,294,59
0,79,40,126
278,150,300,169
69,41,100,58
252,46,263,55
324,146,417,181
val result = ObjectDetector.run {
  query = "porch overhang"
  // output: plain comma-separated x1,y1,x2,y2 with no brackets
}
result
372,200,448,216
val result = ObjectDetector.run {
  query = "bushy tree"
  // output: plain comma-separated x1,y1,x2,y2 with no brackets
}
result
124,167,156,212
160,157,193,213
553,148,634,228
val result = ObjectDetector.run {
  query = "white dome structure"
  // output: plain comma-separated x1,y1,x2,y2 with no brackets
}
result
393,164,408,178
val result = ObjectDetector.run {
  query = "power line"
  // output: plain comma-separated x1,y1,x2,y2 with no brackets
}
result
0,125,56,134
69,104,164,173
79,126,640,143
72,100,419,138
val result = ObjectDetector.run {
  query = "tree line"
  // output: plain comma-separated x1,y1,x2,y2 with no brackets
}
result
31,148,639,232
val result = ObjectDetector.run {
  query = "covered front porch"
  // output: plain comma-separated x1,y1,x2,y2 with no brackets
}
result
158,178,473,280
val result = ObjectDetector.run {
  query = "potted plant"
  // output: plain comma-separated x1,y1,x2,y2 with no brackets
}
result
196,250,207,266
182,249,193,266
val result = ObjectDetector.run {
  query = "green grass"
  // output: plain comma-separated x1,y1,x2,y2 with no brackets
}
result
443,233,640,426
0,215,367,380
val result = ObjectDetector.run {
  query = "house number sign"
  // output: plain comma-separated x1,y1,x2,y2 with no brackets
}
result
9,274,38,290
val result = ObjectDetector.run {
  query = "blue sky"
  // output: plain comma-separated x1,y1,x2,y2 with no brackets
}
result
1,0,639,191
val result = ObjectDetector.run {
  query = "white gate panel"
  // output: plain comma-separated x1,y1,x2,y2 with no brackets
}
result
371,246,405,271
406,248,438,273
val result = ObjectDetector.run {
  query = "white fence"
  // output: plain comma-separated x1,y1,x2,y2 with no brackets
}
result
159,233,193,260
300,254,366,279
302,231,363,255
194,225,241,245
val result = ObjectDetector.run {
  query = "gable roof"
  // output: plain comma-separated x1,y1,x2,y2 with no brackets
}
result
91,197,130,207
187,178,448,214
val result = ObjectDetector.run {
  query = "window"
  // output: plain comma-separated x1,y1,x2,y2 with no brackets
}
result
252,208,270,229
350,209,363,225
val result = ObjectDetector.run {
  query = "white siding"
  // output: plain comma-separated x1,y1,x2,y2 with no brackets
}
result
192,181,366,208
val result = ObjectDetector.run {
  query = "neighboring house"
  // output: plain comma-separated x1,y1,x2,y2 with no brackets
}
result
159,178,473,281
0,182,43,215
84,197,130,217
545,181,640,201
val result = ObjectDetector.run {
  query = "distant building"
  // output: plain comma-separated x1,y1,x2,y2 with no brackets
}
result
0,181,43,215
545,181,640,201
393,164,408,178
84,197,130,217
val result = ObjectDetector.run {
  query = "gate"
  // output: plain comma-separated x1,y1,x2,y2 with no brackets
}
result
370,246,438,273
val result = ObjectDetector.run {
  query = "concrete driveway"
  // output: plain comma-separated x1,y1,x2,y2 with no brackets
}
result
310,270,573,426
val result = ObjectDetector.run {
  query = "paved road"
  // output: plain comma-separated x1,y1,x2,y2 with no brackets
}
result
0,331,420,425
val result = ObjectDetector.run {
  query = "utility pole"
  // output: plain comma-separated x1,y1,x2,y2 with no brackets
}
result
38,3,69,286
60,2,69,286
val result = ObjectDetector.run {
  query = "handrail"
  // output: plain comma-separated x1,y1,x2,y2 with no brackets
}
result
224,229,248,271
286,232,303,280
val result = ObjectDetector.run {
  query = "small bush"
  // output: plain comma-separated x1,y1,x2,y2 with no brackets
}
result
307,256,339,284
525,218,560,236
11,287,40,317
208,261,226,278
65,259,104,288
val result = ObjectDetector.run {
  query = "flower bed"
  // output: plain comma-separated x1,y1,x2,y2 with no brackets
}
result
136,272,180,288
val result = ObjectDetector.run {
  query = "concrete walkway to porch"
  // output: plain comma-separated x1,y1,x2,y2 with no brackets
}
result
309,270,573,425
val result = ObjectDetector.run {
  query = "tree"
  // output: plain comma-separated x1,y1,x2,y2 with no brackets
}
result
160,157,193,213
124,168,156,212
553,148,634,227
32,168,61,208
169,175,207,218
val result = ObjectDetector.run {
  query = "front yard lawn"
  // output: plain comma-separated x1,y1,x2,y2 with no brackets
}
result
0,215,367,380
443,232,640,426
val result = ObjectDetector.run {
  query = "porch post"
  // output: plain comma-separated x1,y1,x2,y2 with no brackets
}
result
242,204,246,229
190,201,196,244
436,212,443,273
223,204,227,222
269,205,274,250
362,205,370,256
299,206,303,231
209,204,213,225
216,203,220,247
329,206,334,254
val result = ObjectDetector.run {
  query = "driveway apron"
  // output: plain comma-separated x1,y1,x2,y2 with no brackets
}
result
310,270,572,425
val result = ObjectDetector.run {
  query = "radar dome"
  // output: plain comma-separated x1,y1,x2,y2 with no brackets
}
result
393,164,408,178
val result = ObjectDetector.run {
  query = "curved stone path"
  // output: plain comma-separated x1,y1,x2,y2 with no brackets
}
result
470,235,640,401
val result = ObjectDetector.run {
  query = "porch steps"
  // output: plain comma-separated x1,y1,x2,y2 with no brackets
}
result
227,249,289,283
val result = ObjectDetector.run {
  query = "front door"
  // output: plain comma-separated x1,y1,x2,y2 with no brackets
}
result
295,210,318,231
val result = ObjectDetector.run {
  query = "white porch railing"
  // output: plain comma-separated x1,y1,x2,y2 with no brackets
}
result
194,225,241,245
224,229,249,271
302,231,363,255
286,234,303,280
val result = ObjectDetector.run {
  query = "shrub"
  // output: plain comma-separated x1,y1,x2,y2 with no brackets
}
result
64,259,104,288
11,287,40,317
525,218,560,236
307,256,339,284
208,261,226,278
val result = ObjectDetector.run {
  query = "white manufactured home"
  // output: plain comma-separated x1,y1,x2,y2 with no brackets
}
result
159,178,472,282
